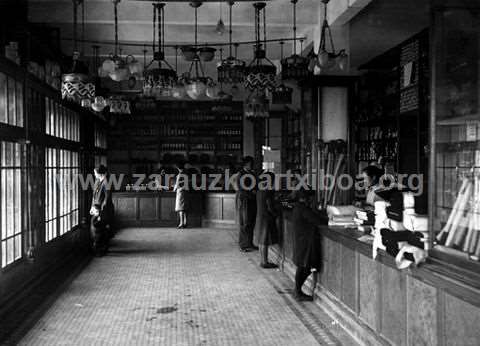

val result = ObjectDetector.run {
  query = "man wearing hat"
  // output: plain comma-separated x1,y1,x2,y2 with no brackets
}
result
234,156,258,252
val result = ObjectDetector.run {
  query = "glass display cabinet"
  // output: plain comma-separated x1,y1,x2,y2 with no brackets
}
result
430,1,480,273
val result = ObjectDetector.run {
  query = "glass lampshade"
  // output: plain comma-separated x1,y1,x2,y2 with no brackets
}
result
186,80,206,99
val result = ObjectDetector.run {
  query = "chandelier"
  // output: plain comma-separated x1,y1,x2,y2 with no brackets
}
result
179,1,217,100
100,0,136,82
281,0,309,80
272,42,293,104
245,91,269,119
61,0,95,104
217,1,246,85
245,3,277,93
143,2,177,99
244,2,276,119
309,0,348,72
216,48,233,101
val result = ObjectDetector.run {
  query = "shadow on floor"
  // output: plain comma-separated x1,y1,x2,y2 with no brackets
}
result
0,254,92,346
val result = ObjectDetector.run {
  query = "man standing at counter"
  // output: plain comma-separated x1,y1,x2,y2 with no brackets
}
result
235,156,258,252
291,189,328,301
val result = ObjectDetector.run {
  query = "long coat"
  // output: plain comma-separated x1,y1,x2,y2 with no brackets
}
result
253,190,278,246
91,178,114,232
291,202,327,269
235,169,257,248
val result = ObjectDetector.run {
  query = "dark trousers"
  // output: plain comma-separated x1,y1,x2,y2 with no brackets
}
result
90,216,108,254
295,266,311,294
238,198,256,249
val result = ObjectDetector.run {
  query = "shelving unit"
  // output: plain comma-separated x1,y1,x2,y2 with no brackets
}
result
283,108,302,171
107,100,243,177
354,30,429,173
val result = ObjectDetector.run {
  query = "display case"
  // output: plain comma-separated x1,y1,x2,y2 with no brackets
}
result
430,2,480,272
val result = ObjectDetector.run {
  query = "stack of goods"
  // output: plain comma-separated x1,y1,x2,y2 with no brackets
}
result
326,205,360,227
4,42,20,65
371,193,428,269
380,229,427,269
436,176,480,260
354,210,375,233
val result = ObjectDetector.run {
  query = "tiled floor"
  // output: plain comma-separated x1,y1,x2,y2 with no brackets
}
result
12,227,358,346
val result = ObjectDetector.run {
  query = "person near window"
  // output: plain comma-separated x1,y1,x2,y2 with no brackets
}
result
90,165,114,256
291,189,328,301
234,156,258,252
254,171,279,268
174,162,189,229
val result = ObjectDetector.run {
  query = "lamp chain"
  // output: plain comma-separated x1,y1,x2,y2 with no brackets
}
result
114,0,119,56
81,0,85,55
73,0,78,52
292,0,297,55
229,1,233,57
152,4,156,53
263,5,267,55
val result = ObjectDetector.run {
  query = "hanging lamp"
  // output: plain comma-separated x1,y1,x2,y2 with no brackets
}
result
244,2,277,93
215,1,226,35
244,2,276,120
143,2,177,99
281,0,309,80
216,48,233,101
61,0,95,104
100,0,131,82
273,42,293,104
172,46,187,99
181,1,216,100
310,0,348,72
217,1,246,85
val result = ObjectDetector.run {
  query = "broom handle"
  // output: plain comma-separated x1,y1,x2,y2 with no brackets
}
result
445,181,472,247
437,179,469,242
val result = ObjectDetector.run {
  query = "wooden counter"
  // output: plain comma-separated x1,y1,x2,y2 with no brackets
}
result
271,208,480,346
112,191,237,228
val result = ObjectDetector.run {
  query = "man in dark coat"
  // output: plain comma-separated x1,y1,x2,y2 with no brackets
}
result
235,156,258,252
254,171,278,268
291,189,328,301
90,165,114,256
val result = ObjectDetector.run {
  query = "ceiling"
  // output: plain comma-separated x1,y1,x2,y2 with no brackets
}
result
28,0,321,68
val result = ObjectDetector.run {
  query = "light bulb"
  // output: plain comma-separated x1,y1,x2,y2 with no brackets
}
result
215,18,225,35
317,49,330,68
337,51,348,71
186,80,206,99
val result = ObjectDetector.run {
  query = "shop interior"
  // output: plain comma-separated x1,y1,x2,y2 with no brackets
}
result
0,0,479,345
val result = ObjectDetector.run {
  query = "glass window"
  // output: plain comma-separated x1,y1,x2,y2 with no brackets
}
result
94,155,107,168
0,72,24,127
432,7,480,263
45,148,79,241
45,98,80,142
1,141,24,268
94,123,107,149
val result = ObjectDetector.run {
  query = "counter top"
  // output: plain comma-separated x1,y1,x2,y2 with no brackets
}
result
314,223,480,306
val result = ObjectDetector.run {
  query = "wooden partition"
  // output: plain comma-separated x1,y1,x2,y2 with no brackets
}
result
112,191,236,229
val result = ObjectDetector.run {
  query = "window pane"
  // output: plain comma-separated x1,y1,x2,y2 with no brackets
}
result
16,82,23,127
0,73,7,124
0,141,23,267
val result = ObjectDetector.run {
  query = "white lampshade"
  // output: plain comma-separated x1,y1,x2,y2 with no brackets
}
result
206,83,220,99
186,80,206,99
